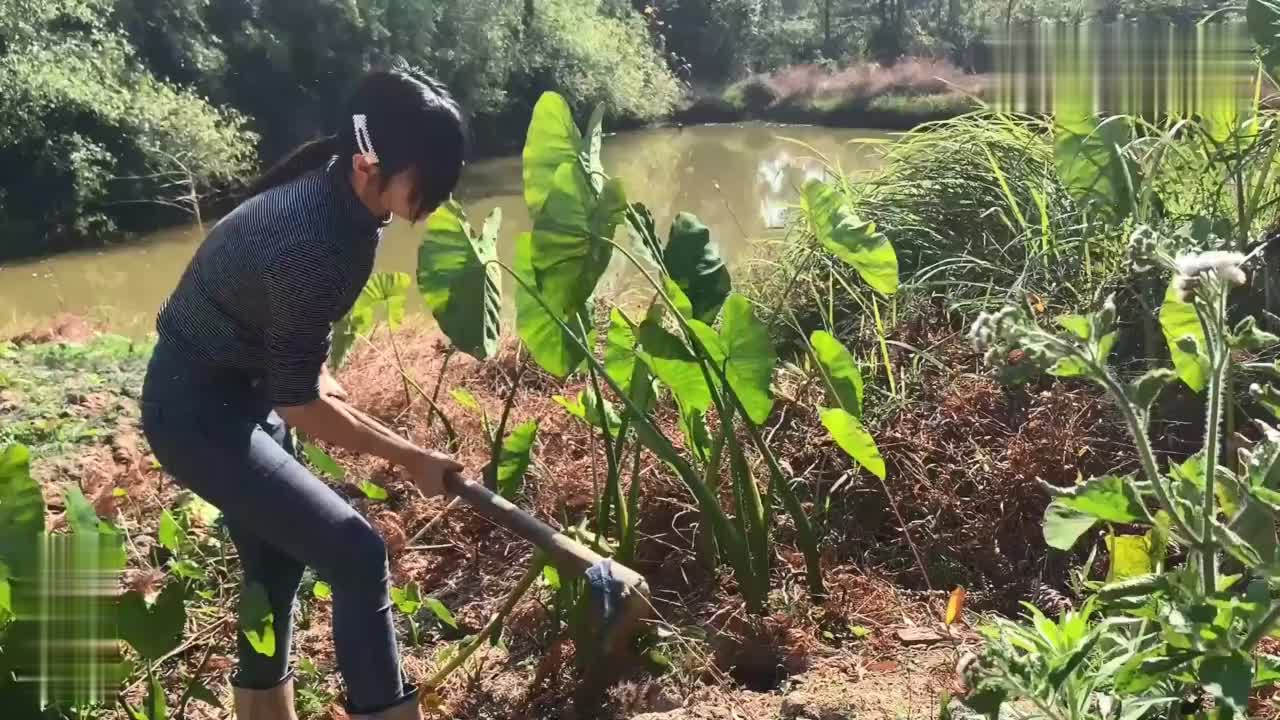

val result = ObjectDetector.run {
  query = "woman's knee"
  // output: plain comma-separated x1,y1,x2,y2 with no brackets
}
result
325,513,389,586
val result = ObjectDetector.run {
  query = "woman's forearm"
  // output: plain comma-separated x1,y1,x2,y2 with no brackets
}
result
278,396,422,468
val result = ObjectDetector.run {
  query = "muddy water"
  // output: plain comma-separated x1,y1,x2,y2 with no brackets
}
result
0,124,891,337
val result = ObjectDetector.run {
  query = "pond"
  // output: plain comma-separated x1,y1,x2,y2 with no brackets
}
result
0,124,891,337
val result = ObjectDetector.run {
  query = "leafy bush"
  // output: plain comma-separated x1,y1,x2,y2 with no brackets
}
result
723,76,780,113
337,91,897,615
647,0,1005,79
147,0,678,149
957,14,1280,713
962,242,1280,720
414,91,814,611
0,0,256,259
520,0,683,124
754,113,1087,348
0,0,682,257
646,0,764,82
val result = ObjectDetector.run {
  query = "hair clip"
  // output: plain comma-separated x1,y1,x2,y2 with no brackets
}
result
353,114,379,164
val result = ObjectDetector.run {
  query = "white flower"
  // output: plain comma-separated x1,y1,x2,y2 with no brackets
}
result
970,313,997,353
1174,251,1248,287
970,307,1025,357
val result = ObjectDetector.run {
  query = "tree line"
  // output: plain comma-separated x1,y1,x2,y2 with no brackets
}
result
0,0,1220,259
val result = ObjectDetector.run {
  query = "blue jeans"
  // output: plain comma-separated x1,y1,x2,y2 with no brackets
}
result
140,341,413,714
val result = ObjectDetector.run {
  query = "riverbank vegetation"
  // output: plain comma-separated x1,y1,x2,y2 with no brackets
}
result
8,1,1280,719
0,97,1140,716
10,57,1280,719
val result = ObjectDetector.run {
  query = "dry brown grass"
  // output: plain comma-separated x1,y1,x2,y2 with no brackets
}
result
776,59,982,105
321,322,984,713
764,314,1134,613
7,312,99,346
726,59,986,116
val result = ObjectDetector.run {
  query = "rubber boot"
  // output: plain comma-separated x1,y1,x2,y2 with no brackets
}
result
233,676,300,720
348,693,424,720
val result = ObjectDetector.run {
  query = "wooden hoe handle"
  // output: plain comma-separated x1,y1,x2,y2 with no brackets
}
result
338,400,650,597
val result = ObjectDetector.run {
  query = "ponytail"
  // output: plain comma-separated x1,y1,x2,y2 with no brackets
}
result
244,135,340,198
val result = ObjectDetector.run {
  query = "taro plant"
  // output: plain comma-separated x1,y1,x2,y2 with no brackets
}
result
791,177,897,486
390,581,457,647
411,91,846,611
417,194,537,505
511,93,813,611
323,164,531,550
807,330,886,492
761,168,896,551
449,388,539,501
795,176,900,393
0,443,212,719
329,270,459,446
961,240,1280,719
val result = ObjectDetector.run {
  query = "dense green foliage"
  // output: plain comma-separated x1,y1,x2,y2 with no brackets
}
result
763,100,1280,364
962,239,1280,720
334,90,893,614
124,0,682,158
0,0,257,258
0,0,682,260
903,4,1280,717
2,0,1236,260
646,0,1224,82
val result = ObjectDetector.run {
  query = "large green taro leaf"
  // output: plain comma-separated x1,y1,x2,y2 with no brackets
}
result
530,162,627,316
820,408,885,480
1054,114,1140,223
810,330,864,418
0,445,42,577
663,213,731,323
419,200,501,360
699,295,775,426
801,180,898,297
523,92,584,217
514,232,594,378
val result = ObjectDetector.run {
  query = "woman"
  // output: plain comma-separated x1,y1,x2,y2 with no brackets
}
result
141,70,466,720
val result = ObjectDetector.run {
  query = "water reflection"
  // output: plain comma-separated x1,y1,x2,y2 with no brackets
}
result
0,124,890,336
756,150,829,229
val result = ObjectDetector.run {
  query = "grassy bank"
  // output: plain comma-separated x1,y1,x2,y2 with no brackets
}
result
675,60,984,129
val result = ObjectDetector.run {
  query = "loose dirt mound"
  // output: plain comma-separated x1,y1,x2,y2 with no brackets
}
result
766,320,1134,612
320,321,1126,713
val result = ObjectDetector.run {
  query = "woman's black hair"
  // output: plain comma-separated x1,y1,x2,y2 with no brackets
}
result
246,69,469,219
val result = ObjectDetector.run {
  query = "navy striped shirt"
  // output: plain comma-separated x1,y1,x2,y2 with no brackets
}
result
157,160,387,407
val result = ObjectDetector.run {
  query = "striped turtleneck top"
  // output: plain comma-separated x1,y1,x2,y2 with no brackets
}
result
157,160,387,407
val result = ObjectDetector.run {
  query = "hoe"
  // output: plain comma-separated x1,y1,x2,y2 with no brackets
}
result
340,400,651,711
